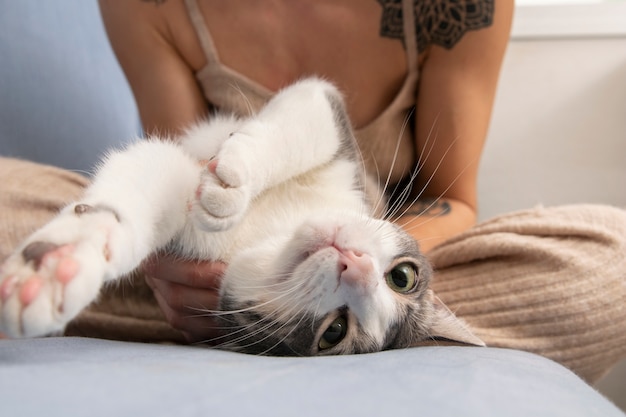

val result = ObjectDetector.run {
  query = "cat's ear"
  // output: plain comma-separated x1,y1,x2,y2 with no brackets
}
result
426,290,486,347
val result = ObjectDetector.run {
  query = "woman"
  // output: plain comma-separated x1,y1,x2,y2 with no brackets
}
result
1,0,624,383
98,0,512,338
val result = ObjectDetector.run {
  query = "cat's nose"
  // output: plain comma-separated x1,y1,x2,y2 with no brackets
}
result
337,250,375,289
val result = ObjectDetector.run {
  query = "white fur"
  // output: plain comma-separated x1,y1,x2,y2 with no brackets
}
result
0,78,403,346
223,213,403,340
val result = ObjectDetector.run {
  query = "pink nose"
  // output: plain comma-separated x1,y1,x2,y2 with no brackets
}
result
337,249,374,288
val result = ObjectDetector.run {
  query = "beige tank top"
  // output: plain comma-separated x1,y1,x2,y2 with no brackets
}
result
184,0,419,184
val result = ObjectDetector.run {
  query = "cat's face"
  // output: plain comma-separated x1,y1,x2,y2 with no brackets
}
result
215,211,441,356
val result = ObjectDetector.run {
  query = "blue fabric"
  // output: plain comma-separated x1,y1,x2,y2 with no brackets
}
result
0,0,140,174
0,337,622,417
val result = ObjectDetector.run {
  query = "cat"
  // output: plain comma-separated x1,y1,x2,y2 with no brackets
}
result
0,78,483,355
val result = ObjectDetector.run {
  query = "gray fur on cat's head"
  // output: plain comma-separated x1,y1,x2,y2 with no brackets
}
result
213,211,482,356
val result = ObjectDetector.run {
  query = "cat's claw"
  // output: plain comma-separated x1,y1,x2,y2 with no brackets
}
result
191,156,252,232
0,210,114,338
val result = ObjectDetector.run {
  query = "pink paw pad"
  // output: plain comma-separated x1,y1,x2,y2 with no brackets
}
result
40,244,78,282
0,275,18,302
55,257,79,284
207,159,219,174
18,276,42,306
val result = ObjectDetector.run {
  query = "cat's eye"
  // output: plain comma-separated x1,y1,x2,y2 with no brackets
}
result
385,262,418,293
318,316,348,350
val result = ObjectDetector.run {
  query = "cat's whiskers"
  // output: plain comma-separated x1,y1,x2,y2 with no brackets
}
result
229,83,255,117
359,113,423,237
188,271,308,318
369,109,414,219
188,266,314,348
214,307,296,347
383,117,442,222
398,157,477,234
214,254,349,354
257,304,311,356
350,133,388,234
213,300,309,355
381,122,481,245
195,293,302,347
366,156,387,221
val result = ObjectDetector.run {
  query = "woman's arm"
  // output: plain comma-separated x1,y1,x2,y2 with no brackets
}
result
399,0,514,253
99,0,208,137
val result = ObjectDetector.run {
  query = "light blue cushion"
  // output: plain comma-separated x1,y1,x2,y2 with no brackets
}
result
0,0,140,174
0,337,622,417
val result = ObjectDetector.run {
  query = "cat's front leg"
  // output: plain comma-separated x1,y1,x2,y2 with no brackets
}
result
192,78,353,232
0,141,200,338
0,205,123,337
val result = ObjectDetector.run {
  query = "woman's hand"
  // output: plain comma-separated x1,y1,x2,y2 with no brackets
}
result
143,254,226,344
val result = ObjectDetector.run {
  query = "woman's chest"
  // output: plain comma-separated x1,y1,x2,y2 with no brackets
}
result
171,0,410,129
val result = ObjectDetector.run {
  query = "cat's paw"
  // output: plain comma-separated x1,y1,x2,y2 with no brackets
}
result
191,150,252,232
0,206,117,338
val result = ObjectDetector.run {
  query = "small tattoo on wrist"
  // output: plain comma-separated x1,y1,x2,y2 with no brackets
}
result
408,199,451,217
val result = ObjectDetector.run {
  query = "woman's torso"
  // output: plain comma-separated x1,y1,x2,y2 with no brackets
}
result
165,0,421,184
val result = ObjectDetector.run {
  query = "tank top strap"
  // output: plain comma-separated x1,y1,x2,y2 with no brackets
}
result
184,0,221,63
402,0,419,76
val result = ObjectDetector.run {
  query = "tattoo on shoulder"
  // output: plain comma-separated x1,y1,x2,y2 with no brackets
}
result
377,0,494,50
407,199,451,217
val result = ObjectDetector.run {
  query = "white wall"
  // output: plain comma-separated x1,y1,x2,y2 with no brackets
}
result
477,3,626,410
478,7,626,221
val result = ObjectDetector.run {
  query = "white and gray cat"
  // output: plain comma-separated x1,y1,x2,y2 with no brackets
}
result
0,78,482,355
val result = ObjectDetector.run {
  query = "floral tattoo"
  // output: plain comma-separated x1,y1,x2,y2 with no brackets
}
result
377,0,494,50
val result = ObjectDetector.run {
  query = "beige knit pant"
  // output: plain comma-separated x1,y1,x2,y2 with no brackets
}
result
1,156,625,383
